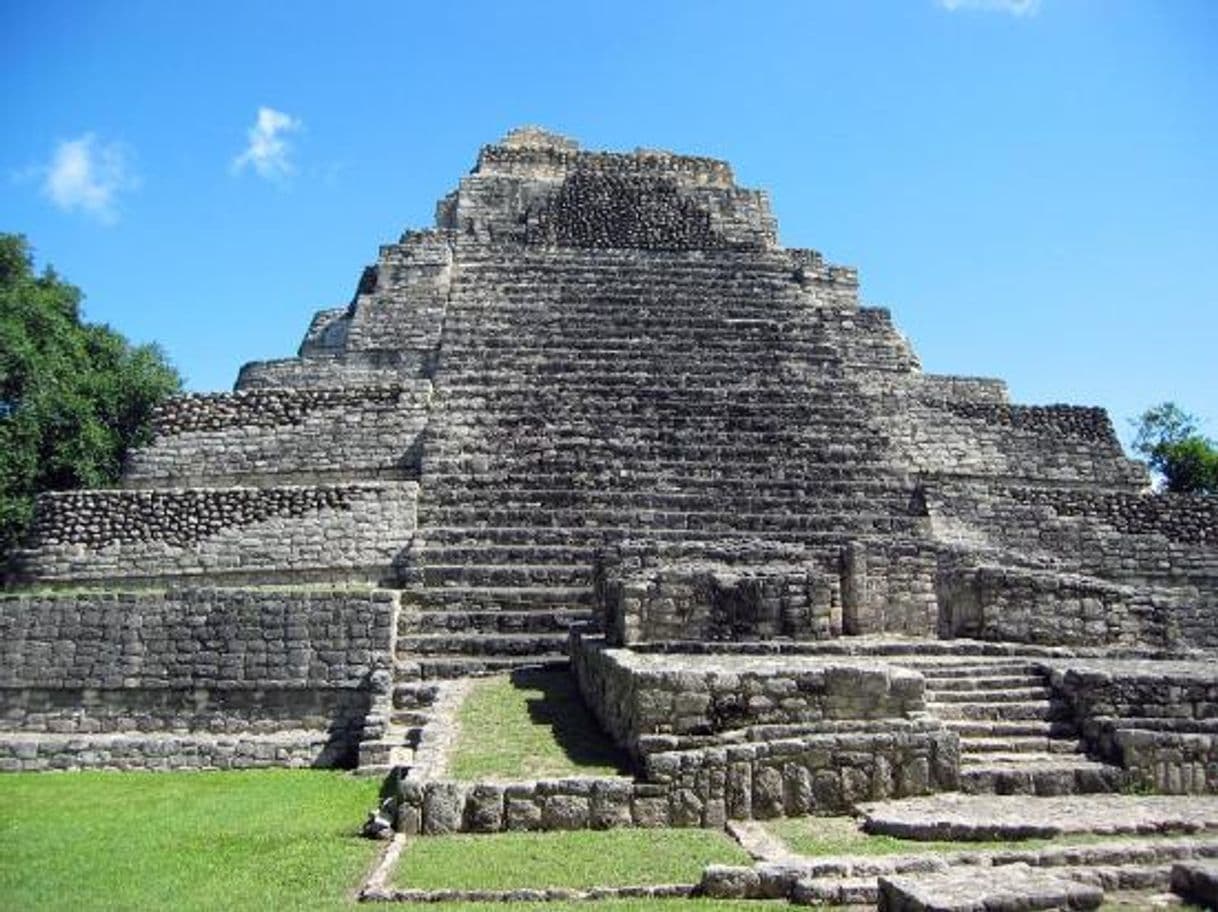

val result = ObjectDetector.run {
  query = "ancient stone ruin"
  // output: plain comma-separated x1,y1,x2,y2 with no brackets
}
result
3,128,1217,850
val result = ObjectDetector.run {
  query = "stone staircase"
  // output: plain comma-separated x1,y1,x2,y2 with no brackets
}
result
917,660,1123,795
392,244,926,673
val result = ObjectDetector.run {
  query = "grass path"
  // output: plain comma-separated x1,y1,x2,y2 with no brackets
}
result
0,769,380,911
449,670,629,781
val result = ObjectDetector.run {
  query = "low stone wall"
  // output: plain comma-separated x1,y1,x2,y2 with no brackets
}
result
0,587,396,769
572,633,926,757
124,383,430,486
1050,659,1218,794
936,563,1175,648
14,482,417,585
642,725,958,822
393,720,955,834
601,562,839,646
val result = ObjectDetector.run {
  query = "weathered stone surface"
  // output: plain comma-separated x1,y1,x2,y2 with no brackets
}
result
1170,861,1218,908
877,863,1103,911
859,793,1218,841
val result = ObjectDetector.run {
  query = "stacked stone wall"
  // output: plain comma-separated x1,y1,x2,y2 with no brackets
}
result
15,482,417,585
842,540,940,637
1050,660,1218,793
572,634,926,757
0,587,395,770
343,231,452,354
886,394,1144,489
124,384,429,486
927,484,1218,585
936,563,1175,647
595,538,841,645
236,352,428,390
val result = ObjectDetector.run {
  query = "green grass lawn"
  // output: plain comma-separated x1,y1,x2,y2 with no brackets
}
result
395,828,751,891
0,769,380,912
448,669,630,781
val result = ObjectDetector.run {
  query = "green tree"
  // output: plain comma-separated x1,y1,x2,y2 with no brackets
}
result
0,234,181,563
1131,402,1218,495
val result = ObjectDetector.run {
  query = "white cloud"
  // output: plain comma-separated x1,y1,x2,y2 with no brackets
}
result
38,134,137,224
937,0,1041,15
232,107,302,180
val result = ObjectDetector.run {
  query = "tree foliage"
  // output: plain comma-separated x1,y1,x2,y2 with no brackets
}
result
1132,402,1218,495
0,234,182,561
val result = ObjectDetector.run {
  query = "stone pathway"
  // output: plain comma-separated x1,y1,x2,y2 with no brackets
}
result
857,793,1218,841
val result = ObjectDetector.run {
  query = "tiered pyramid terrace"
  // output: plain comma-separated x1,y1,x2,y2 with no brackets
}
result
2,131,1215,834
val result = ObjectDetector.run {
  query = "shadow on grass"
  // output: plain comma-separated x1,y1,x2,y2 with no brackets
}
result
513,667,633,776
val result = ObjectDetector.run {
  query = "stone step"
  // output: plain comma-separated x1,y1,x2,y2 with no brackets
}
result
397,631,571,657
921,674,1047,692
412,544,596,565
928,687,1052,704
397,655,570,680
960,736,1085,755
961,750,1088,767
411,525,857,550
392,682,441,710
417,506,916,535
960,756,1124,796
912,662,1043,679
928,700,1064,722
418,470,899,493
420,563,592,588
417,489,904,512
399,585,596,610
399,609,594,635
387,710,429,729
943,719,1078,739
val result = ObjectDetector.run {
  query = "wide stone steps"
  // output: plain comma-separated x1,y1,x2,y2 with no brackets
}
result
412,543,596,565
419,563,592,588
399,584,596,611
418,472,902,496
922,674,1046,692
397,655,569,681
398,609,594,635
415,488,908,514
928,700,1064,722
413,524,860,549
943,719,1080,739
427,411,880,435
396,631,570,658
416,506,915,535
960,736,1086,755
930,687,1052,704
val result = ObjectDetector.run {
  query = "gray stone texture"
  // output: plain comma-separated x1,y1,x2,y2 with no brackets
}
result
13,482,416,585
1171,861,1218,908
877,864,1104,912
0,587,394,769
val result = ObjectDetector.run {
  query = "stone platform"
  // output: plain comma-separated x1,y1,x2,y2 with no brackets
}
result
877,863,1103,911
860,793,1218,841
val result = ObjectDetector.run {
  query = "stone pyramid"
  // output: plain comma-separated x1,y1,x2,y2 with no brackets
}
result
3,128,1215,779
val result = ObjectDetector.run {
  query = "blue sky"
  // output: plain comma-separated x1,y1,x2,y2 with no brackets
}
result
3,0,1215,447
